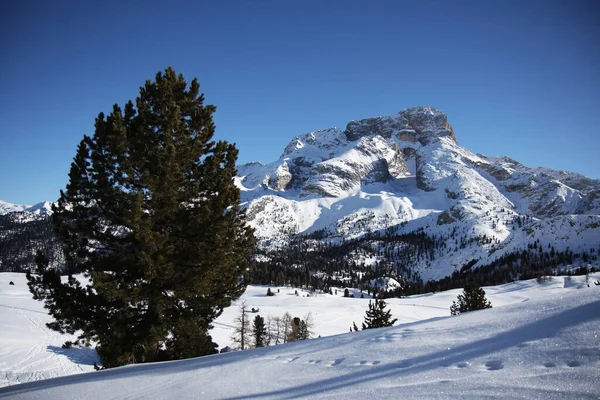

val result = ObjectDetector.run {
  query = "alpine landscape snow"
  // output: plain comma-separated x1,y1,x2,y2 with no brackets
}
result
1,106,599,398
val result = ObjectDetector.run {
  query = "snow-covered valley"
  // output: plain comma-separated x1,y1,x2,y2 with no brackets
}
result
1,272,598,398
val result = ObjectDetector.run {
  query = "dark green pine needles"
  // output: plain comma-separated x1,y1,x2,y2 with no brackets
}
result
27,67,254,367
362,299,398,329
450,283,492,315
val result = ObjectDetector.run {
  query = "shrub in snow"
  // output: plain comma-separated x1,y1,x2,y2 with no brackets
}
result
450,283,492,315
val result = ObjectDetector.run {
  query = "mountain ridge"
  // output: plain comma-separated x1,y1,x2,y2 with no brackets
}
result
1,106,599,283
0,200,53,216
236,106,600,283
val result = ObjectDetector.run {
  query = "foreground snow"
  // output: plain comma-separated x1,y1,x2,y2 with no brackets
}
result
0,273,598,399
0,274,95,387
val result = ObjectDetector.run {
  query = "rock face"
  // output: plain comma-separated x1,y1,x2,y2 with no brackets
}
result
235,106,600,281
397,106,457,145
267,162,292,191
239,106,458,198
345,116,404,142
301,135,409,197
345,106,456,145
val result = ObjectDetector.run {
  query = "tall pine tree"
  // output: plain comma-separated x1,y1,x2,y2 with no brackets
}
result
26,67,253,367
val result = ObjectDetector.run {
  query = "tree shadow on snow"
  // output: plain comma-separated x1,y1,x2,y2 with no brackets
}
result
0,345,272,396
47,345,98,366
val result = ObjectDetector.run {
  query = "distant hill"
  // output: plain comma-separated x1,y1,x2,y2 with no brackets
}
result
0,201,62,272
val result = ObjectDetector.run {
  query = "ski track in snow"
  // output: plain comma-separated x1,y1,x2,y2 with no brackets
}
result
0,274,95,387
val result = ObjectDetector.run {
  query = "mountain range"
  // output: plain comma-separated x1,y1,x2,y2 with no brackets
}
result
1,106,599,284
0,200,53,217
0,201,61,272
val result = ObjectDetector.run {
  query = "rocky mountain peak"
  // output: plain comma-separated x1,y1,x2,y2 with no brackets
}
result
397,106,457,144
344,106,456,145
3,106,600,282
280,128,346,159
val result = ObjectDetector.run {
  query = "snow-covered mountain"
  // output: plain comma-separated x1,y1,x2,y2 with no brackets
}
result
237,106,600,282
0,201,61,272
0,200,53,217
2,106,599,281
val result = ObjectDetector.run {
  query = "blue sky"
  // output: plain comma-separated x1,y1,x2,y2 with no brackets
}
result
1,0,598,205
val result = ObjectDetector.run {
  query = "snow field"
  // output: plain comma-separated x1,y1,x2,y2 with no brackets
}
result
1,273,598,399
0,274,95,387
1,272,599,399
213,273,598,348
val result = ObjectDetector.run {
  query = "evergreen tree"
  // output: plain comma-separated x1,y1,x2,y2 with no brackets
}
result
252,315,267,348
450,283,492,315
26,67,253,367
361,299,397,329
286,315,311,342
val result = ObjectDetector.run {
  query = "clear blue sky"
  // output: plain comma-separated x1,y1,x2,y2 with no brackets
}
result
1,0,598,205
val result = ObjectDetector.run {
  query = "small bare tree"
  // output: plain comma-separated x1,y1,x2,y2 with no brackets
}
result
301,312,314,340
231,301,251,350
282,312,293,344
269,316,283,345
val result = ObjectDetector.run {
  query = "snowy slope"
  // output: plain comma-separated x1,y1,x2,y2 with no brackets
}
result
236,106,600,281
1,273,598,399
0,274,95,387
1,271,599,397
0,201,28,215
